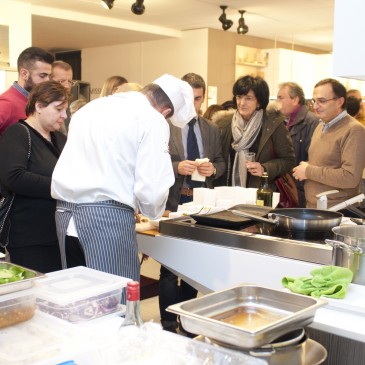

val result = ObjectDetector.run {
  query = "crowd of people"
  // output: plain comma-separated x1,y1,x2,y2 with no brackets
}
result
0,46,365,325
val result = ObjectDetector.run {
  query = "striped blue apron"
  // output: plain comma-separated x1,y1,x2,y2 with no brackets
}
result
55,200,139,303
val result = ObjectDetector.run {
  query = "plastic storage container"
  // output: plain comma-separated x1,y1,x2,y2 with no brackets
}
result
0,288,36,328
36,266,130,323
0,311,91,365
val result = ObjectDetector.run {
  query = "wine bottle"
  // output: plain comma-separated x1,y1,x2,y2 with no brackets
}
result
256,172,273,207
120,281,143,327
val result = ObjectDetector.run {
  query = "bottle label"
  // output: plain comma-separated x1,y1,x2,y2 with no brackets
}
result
256,199,264,206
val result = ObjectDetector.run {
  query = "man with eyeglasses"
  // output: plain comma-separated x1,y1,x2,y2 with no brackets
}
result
50,61,75,133
0,46,54,136
293,78,365,208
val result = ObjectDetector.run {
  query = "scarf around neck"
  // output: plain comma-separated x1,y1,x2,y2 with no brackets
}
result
231,109,263,187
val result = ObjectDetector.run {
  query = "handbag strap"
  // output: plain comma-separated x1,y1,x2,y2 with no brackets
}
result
20,123,32,160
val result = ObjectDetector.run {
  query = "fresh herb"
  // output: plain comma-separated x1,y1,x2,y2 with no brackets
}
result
0,265,27,284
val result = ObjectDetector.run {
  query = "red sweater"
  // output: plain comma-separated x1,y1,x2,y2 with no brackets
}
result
0,85,27,135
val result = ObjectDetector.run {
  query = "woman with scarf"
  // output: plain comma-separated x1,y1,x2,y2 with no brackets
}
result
216,75,295,190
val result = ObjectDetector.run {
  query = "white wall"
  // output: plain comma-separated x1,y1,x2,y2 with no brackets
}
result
0,0,32,67
333,0,365,80
82,29,209,100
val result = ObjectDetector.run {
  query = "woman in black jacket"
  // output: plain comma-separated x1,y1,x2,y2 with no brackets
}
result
0,81,69,272
214,75,295,191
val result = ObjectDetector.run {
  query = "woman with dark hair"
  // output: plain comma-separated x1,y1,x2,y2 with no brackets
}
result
216,75,295,190
0,80,69,272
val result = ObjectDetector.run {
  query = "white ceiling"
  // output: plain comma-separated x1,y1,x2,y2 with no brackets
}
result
1,0,335,64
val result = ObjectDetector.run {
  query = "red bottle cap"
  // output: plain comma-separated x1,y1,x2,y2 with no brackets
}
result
126,281,140,301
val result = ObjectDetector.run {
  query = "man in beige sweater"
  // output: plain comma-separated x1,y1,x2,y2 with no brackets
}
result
293,78,365,208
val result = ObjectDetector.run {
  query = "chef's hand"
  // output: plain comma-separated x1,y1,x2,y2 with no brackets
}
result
293,161,308,181
246,162,264,177
197,162,215,177
178,160,199,176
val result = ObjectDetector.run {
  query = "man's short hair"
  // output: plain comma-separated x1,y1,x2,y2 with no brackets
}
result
17,47,55,72
182,73,206,96
52,60,72,72
141,83,174,119
347,96,361,117
279,82,306,106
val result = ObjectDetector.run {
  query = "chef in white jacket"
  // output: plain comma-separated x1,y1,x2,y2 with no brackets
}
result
51,74,195,302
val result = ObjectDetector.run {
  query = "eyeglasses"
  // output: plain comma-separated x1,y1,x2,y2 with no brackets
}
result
311,97,338,106
57,79,76,87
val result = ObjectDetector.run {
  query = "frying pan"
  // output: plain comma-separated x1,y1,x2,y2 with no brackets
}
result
232,208,343,232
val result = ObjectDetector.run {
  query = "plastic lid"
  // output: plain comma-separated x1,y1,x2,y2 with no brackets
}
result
36,266,130,305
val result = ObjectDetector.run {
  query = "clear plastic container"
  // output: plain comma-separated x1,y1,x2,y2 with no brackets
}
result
0,288,35,328
35,266,130,323
0,311,91,365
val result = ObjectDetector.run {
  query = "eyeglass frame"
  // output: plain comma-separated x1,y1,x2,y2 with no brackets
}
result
311,97,339,106
56,79,77,87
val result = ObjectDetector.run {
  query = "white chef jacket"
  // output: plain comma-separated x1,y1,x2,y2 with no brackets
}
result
51,91,175,220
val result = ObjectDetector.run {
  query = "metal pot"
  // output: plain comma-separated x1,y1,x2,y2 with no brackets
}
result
248,328,306,365
325,225,365,285
232,208,343,232
209,328,327,365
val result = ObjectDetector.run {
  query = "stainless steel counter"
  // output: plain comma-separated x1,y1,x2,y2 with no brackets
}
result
159,217,333,265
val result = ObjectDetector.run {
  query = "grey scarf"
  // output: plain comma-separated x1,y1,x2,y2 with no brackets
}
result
231,109,263,187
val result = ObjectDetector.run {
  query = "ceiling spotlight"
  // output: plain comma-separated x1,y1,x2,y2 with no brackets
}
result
237,10,249,35
131,0,145,15
101,0,114,9
218,5,233,31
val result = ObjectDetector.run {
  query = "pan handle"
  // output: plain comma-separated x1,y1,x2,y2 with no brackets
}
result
230,210,278,225
325,239,363,254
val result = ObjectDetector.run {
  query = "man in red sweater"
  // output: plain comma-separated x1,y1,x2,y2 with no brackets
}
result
0,47,54,135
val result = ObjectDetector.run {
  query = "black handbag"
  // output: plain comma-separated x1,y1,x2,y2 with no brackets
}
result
0,124,31,256
270,139,299,208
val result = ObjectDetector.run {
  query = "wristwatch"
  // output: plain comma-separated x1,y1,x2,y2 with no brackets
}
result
212,166,217,177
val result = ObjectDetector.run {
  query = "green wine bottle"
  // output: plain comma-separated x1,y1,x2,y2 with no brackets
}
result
256,172,273,207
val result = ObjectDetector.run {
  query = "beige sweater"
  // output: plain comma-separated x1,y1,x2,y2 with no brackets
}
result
305,115,365,208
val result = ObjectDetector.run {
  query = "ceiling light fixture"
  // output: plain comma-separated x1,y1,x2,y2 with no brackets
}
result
218,5,233,31
101,0,114,10
131,0,145,15
237,10,249,35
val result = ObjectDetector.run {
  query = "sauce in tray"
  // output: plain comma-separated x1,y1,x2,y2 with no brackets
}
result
212,306,285,330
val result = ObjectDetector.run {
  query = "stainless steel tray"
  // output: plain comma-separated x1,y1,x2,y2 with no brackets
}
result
0,262,45,295
167,284,327,349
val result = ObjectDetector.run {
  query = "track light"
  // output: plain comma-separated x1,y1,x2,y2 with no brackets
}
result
101,0,114,9
131,0,145,15
237,10,249,35
218,5,233,31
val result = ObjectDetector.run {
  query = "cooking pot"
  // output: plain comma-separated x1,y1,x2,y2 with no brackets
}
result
232,208,343,232
208,328,327,365
325,225,365,285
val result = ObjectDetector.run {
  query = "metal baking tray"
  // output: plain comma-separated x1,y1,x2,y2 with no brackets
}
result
167,284,327,349
0,262,45,295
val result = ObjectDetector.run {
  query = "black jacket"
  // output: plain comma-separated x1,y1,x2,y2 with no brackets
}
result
0,121,66,247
